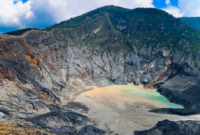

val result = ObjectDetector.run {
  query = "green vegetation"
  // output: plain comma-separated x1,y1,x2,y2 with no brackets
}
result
46,6,200,58
116,8,184,47
180,17,200,30
5,28,40,36
4,5,200,59
44,5,130,30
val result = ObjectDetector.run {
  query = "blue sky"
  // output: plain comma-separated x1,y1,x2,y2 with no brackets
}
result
0,0,199,33
153,0,178,8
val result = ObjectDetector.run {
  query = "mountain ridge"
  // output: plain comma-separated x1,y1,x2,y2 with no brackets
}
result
180,17,200,30
5,6,200,58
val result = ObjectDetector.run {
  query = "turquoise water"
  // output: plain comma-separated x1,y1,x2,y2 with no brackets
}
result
99,84,183,109
123,88,183,109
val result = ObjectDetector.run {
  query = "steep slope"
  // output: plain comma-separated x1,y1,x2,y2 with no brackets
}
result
44,5,130,30
1,5,200,134
180,17,200,30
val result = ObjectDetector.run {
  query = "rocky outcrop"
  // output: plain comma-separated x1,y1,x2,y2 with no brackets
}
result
134,120,200,135
150,108,200,116
78,125,106,135
156,74,200,109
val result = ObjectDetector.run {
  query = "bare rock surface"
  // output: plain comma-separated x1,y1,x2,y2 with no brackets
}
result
135,120,200,135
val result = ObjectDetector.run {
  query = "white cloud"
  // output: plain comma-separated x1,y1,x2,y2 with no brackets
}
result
0,0,154,31
162,0,200,18
165,0,170,5
0,0,33,28
178,0,200,17
0,0,155,32
29,0,154,24
1,0,200,32
162,6,184,17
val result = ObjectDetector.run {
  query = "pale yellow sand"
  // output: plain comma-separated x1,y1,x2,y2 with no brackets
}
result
74,84,199,135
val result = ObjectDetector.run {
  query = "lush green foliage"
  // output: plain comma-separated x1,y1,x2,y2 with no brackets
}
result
114,8,184,47
44,5,130,30
180,17,200,30
46,6,200,58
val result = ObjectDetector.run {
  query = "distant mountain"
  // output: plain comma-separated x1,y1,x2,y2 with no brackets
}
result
180,17,200,30
45,6,200,57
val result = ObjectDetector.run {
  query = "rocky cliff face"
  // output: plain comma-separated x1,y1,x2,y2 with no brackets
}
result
1,6,200,134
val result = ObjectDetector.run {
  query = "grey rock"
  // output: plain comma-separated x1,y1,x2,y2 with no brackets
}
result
92,51,104,68
90,60,101,79
140,74,152,85
102,52,111,79
0,112,5,118
96,78,111,86
109,55,126,84
78,125,106,135
125,52,141,70
115,52,124,72
133,79,139,85
135,120,200,135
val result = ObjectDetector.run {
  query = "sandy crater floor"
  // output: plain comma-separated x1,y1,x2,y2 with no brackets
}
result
74,84,200,135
